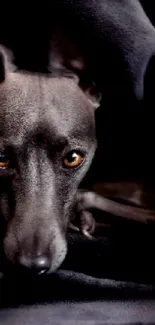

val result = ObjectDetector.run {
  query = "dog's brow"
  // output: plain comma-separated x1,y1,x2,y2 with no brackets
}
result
44,134,69,150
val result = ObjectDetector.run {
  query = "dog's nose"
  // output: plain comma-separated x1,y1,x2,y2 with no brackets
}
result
31,255,51,275
18,254,51,275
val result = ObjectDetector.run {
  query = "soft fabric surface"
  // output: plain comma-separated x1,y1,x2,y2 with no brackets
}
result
1,300,155,325
1,226,155,307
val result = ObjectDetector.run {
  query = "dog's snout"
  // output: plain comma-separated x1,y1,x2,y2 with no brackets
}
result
18,254,51,275
4,220,67,274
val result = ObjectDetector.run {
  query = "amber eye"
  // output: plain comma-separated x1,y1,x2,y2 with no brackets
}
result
63,151,84,168
0,152,10,169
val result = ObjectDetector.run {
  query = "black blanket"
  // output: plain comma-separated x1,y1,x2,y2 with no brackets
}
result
1,299,155,325
1,225,155,304
1,227,155,324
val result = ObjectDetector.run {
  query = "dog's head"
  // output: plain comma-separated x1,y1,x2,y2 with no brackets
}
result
0,46,101,274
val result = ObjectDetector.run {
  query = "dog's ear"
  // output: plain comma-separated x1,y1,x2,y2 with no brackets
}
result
0,46,16,82
49,29,102,109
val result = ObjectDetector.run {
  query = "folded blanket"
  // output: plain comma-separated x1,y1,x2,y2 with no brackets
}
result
1,223,155,307
1,299,155,325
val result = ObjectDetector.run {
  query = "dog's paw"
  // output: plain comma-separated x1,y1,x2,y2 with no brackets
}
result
69,209,96,239
69,189,110,239
68,191,96,239
79,209,96,239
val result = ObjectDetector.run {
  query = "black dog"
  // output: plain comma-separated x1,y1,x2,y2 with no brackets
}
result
0,46,99,274
0,0,155,274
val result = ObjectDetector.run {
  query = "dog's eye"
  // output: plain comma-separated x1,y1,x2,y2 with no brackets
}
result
63,151,84,168
0,152,10,169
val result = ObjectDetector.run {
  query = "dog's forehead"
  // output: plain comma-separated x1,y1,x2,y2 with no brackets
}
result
0,72,94,145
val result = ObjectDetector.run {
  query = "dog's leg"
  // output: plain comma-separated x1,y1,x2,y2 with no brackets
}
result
76,190,155,228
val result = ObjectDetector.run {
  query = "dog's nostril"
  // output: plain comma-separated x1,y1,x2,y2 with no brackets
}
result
31,255,51,275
